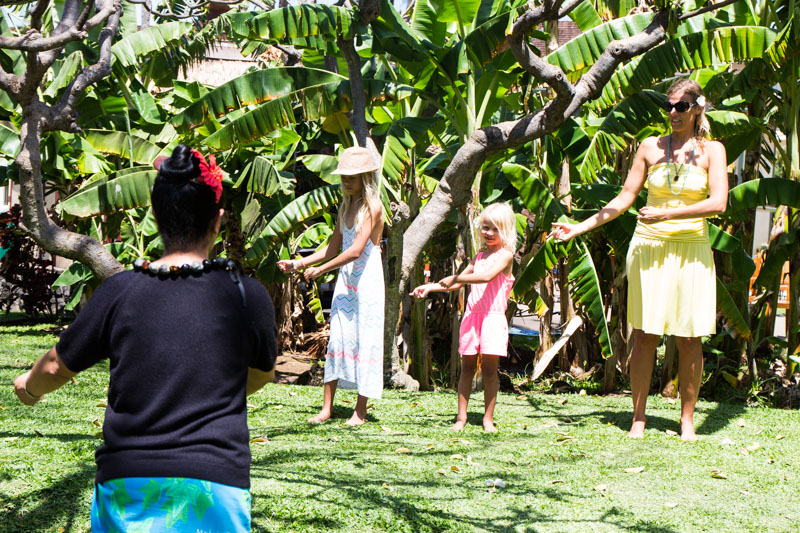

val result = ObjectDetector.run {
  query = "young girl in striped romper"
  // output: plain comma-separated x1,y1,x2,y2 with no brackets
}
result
412,202,516,432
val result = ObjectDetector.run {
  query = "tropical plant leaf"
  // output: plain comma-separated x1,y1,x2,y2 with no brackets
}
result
381,117,438,188
56,170,158,217
0,121,20,157
247,185,342,262
567,239,614,359
596,26,779,109
82,129,171,165
567,0,603,31
111,21,194,68
172,67,346,132
716,276,751,338
726,178,800,216
708,223,755,282
545,13,655,79
429,0,481,25
226,5,355,44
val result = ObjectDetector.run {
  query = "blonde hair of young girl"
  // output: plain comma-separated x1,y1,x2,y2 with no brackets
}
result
338,171,382,232
667,78,710,143
477,202,517,253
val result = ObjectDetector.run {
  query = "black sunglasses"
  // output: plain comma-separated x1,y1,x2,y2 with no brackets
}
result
661,100,696,113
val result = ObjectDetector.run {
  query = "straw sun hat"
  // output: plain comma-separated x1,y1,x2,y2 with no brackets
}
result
332,146,379,175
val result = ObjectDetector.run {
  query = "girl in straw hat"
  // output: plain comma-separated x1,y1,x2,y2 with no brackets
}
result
279,146,384,425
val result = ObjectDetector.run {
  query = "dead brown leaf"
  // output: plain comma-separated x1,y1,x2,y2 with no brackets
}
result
394,447,412,454
624,466,645,474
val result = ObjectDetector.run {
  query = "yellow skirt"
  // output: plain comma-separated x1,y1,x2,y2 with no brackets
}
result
625,235,716,337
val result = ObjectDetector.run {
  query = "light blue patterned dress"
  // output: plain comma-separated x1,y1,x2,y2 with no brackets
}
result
324,223,384,398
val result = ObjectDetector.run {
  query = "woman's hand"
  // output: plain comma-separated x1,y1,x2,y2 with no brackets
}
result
304,266,322,281
438,275,456,289
637,206,669,222
277,259,296,272
14,371,41,406
550,223,582,242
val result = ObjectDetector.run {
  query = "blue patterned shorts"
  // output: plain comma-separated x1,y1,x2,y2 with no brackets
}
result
90,477,250,532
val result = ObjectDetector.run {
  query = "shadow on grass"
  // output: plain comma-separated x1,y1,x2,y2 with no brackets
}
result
249,445,679,532
0,430,97,443
0,462,94,533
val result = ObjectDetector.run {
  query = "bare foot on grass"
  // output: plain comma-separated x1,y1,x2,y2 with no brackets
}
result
308,411,332,423
483,419,498,433
680,420,697,442
451,419,467,431
345,411,366,426
627,419,646,438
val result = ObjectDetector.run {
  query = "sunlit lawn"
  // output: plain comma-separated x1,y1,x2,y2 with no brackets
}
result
1,322,798,532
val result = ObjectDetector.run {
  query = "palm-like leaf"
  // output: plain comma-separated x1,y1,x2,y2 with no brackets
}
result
226,5,355,47
716,276,752,338
596,26,779,109
726,178,800,216
247,184,342,262
568,239,614,359
83,129,172,164
111,21,194,68
56,169,157,217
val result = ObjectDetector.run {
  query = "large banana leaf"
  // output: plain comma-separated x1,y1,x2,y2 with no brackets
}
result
567,0,603,31
111,22,193,68
706,110,762,164
83,129,172,165
44,51,83,100
247,184,342,262
381,117,438,188
226,5,355,46
708,223,756,282
726,178,800,216
502,162,567,225
754,227,797,289
545,13,655,78
596,26,778,109
198,79,412,150
172,67,346,132
429,0,481,25
57,169,157,217
716,276,752,338
568,239,614,359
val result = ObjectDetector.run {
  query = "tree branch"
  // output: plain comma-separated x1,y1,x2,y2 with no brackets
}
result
47,1,122,132
16,106,123,281
29,0,50,30
679,0,740,21
399,9,672,292
0,26,88,51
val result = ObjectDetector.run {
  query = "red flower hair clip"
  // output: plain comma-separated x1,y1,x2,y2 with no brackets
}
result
190,149,224,203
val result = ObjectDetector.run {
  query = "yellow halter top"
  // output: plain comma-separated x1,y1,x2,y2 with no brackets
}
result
632,163,709,242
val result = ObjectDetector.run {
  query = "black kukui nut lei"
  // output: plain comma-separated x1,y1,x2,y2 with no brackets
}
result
133,257,239,278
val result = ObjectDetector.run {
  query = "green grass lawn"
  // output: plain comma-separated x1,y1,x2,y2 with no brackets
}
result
1,323,799,532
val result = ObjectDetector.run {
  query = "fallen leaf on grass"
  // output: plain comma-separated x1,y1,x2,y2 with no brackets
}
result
740,449,749,456
740,490,751,495
382,483,394,492
437,468,447,475
557,398,568,405
450,453,465,461
4,437,18,441
594,484,607,493
381,425,394,433
516,395,527,401
736,419,745,427
0,406,4,411
720,438,735,446
542,421,558,428
776,435,784,440
665,430,678,436
328,436,338,442
93,431,103,439
450,465,462,473
485,478,505,489
411,402,419,408
394,447,412,454
666,398,676,404
710,469,727,479
250,437,268,444
272,404,284,410
550,479,564,484
425,443,435,450
92,417,102,428
579,389,586,396
96,402,107,408
766,458,774,464
289,391,297,396
509,460,519,466
466,455,479,466
665,502,678,509
624,466,645,474
450,438,471,445
746,443,760,452
341,400,352,404
366,403,374,410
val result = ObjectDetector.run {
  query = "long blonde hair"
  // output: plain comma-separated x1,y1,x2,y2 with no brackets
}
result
338,171,382,231
667,78,710,143
478,202,517,253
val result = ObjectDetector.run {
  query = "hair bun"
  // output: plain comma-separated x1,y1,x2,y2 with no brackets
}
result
158,144,200,182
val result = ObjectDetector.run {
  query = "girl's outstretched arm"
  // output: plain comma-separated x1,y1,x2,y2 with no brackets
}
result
411,262,473,297
304,205,383,280
277,225,343,273
439,249,513,287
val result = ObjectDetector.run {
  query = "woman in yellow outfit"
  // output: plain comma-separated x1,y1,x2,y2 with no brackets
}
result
551,79,728,441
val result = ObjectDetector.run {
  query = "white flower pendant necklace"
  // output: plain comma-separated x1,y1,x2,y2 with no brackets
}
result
666,134,696,196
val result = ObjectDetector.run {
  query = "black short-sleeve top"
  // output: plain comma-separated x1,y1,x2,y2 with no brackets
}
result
56,269,278,488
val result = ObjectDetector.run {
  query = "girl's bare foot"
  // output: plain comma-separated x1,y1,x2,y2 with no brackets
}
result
451,419,467,431
345,411,366,426
308,411,331,423
680,420,697,441
483,419,498,433
627,419,646,438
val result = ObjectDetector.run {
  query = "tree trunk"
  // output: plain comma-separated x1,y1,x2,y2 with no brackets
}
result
410,265,432,390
